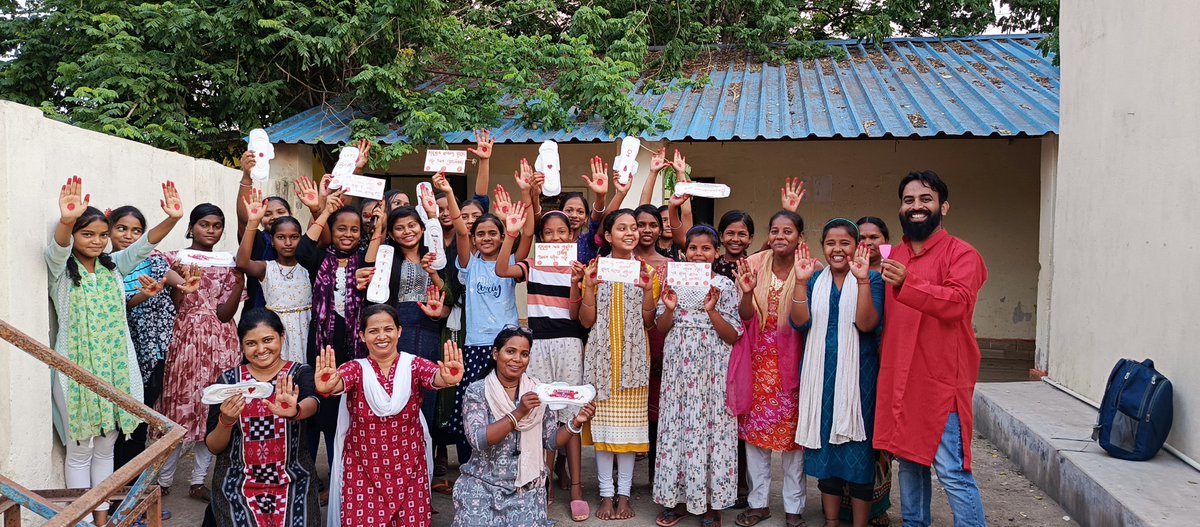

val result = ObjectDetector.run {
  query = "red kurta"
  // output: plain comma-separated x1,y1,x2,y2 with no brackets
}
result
873,229,987,470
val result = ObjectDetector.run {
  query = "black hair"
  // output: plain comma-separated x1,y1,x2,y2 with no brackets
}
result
657,204,669,215
328,206,362,230
535,211,571,243
107,206,146,230
685,224,721,249
382,190,401,211
358,304,401,333
634,204,663,231
434,191,448,201
821,218,860,243
186,203,225,241
898,170,949,203
480,325,534,378
360,198,380,214
855,216,891,242
265,196,292,214
768,210,804,233
460,198,487,214
385,206,429,256
471,213,505,238
237,308,286,341
65,206,117,286
270,216,303,236
598,208,637,256
559,192,591,217
718,210,755,237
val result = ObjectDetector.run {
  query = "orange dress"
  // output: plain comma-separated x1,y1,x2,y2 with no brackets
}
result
737,273,800,452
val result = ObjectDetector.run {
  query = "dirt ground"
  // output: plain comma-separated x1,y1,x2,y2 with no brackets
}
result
156,431,1077,526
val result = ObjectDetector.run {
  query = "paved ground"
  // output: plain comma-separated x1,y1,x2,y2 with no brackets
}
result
156,432,1077,526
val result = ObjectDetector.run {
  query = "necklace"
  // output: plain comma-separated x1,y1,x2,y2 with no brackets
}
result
278,263,297,280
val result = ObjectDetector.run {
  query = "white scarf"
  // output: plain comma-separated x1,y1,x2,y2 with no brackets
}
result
795,269,865,449
327,355,432,527
483,372,545,490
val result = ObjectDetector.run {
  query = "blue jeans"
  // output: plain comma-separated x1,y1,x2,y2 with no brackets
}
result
898,412,987,527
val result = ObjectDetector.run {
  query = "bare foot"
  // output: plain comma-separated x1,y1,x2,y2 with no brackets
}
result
596,497,615,520
615,495,635,520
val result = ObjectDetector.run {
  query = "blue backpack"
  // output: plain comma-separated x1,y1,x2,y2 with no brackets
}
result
1093,358,1173,461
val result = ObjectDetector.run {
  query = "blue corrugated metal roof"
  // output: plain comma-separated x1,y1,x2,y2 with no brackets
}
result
265,34,1057,145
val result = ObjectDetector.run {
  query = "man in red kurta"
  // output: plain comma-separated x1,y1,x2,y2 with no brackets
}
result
876,171,989,527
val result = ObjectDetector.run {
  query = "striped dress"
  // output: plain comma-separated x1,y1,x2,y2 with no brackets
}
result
517,261,586,423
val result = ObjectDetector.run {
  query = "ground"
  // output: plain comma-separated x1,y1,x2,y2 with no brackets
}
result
157,432,1077,526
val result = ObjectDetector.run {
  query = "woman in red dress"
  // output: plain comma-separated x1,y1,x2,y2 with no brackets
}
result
314,304,464,527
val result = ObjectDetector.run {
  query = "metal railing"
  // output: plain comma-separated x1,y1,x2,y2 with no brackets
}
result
0,320,185,527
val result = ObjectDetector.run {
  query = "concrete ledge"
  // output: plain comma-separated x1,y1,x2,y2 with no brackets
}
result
974,382,1200,527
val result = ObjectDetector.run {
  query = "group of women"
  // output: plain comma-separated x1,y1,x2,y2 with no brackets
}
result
46,132,901,527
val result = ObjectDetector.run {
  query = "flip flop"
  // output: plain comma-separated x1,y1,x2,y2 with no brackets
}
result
735,508,771,527
570,499,590,522
431,479,454,495
655,508,690,527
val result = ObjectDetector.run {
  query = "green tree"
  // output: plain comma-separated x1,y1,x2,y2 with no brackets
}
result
0,1,1057,163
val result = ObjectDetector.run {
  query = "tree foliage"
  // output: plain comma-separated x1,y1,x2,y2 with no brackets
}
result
0,0,1057,163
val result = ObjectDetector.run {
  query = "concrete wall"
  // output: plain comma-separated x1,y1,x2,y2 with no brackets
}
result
1048,0,1200,461
276,136,1042,340
0,101,243,490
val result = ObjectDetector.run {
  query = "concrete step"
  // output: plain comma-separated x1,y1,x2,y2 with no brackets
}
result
974,382,1200,527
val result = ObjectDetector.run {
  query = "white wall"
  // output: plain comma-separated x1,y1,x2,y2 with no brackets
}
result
1049,0,1200,460
0,101,243,490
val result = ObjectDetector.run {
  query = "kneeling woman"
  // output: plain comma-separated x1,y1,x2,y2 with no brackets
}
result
452,326,596,527
315,304,465,527
205,309,322,527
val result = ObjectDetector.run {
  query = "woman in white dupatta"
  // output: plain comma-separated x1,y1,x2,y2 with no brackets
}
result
788,219,884,527
451,326,596,527
314,304,464,527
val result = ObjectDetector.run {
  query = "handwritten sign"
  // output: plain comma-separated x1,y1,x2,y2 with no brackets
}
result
667,262,712,288
177,249,236,268
329,146,359,189
596,257,641,285
339,174,386,200
424,149,468,173
535,243,577,267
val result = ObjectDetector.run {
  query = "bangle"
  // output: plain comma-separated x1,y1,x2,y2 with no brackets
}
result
581,300,595,309
566,420,583,434
450,213,462,221
568,297,582,304
239,182,253,189
218,416,236,428
506,232,519,239
857,280,869,285
791,297,807,305
506,413,519,428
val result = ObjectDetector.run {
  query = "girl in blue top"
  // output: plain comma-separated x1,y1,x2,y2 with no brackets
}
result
433,171,532,466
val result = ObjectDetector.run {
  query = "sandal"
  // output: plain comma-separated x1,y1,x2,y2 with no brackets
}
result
735,507,771,527
570,499,590,522
655,508,690,527
188,484,210,502
785,513,808,527
702,512,723,527
869,513,891,527
431,479,454,495
731,494,749,509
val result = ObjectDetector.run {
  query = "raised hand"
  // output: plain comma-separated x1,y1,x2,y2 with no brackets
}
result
431,172,452,194
734,258,758,294
504,201,528,234
703,285,720,313
637,260,654,292
240,151,256,178
323,190,345,216
671,149,688,181
493,184,513,221
849,242,871,281
529,172,545,195
649,147,668,174
295,177,321,211
314,346,342,394
264,373,301,419
418,285,445,318
570,261,585,284
439,341,465,386
420,252,438,275
136,275,167,297
517,159,534,191
668,191,691,208
243,188,266,224
612,169,632,195
354,267,376,291
661,287,678,311
793,242,818,282
468,129,493,160
419,185,438,219
582,156,609,194
571,402,597,428
318,174,333,202
354,139,373,171
58,176,89,223
218,393,246,424
160,180,183,219
173,264,203,295
780,177,806,213
583,260,599,288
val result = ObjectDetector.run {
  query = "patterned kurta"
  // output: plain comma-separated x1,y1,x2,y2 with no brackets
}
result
583,274,657,453
122,251,175,388
452,382,560,527
653,276,743,514
336,357,439,527
260,261,312,365
737,273,800,452
207,362,321,527
157,252,242,442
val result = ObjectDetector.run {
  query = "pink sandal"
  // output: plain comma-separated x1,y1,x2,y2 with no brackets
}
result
570,499,590,522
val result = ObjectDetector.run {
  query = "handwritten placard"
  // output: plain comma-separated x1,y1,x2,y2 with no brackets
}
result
535,243,578,267
177,249,236,268
339,174,386,200
596,257,641,285
667,262,712,288
424,149,468,173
